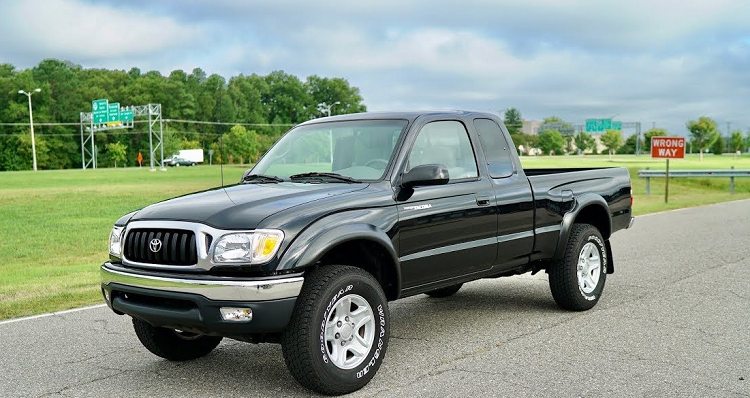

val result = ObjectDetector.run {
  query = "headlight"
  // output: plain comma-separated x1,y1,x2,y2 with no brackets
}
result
212,229,284,264
109,226,125,260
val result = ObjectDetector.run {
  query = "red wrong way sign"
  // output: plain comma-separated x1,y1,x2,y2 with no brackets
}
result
651,137,686,158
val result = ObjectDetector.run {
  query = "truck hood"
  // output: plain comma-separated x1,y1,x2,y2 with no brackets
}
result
130,182,368,229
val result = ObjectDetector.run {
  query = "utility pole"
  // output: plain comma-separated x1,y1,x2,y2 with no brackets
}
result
18,88,42,171
727,122,731,153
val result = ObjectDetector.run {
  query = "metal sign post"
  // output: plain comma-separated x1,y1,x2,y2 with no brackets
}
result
80,100,163,170
651,136,686,203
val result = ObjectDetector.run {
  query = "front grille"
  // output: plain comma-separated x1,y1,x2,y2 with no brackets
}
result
124,228,197,266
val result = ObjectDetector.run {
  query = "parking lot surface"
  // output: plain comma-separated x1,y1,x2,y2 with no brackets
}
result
1,200,749,397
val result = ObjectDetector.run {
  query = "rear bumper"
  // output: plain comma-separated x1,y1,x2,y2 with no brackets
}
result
627,216,635,229
101,262,303,335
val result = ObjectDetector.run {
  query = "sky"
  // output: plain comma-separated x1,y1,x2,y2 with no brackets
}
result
1,0,749,137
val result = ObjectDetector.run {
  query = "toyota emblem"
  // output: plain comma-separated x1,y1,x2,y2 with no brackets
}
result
149,238,162,252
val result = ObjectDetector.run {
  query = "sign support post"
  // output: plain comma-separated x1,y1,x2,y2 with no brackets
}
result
665,159,669,203
651,136,685,203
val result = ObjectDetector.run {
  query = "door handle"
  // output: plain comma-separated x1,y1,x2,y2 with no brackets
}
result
476,196,491,206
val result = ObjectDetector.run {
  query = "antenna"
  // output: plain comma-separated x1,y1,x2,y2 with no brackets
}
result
219,134,224,187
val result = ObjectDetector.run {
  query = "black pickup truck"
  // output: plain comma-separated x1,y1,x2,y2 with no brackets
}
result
102,111,633,395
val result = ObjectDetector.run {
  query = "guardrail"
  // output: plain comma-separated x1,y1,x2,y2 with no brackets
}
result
638,166,750,195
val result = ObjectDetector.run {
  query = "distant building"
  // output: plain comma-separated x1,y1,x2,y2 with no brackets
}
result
522,120,541,135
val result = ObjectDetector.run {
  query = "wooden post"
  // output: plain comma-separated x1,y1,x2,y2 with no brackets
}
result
665,159,669,203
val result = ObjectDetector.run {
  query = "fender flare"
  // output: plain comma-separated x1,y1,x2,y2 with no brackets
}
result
279,223,401,298
553,193,612,260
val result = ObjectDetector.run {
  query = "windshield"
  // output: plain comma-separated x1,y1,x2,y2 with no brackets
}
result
251,119,408,181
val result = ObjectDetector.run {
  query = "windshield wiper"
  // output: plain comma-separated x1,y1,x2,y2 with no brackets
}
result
241,174,284,184
289,172,361,183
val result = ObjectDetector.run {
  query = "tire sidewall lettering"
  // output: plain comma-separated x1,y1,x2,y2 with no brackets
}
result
319,284,354,364
581,233,606,300
356,304,386,379
316,280,388,380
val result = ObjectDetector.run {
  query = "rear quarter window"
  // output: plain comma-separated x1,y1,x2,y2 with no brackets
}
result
473,118,515,178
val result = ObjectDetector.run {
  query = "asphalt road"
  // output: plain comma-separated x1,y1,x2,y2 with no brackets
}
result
1,200,749,397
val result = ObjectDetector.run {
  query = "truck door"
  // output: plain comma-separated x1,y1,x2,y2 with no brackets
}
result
472,118,535,269
397,120,496,289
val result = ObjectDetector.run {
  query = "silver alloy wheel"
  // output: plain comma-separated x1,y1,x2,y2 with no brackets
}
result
577,242,601,294
324,293,375,370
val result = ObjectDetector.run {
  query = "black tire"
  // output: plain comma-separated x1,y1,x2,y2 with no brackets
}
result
175,163,180,167
132,318,223,361
190,162,196,167
425,283,463,298
282,265,390,395
549,223,608,311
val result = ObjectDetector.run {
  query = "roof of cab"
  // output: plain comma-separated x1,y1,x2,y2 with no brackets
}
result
296,110,499,127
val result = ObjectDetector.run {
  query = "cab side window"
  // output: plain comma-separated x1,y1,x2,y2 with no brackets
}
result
473,118,514,178
408,121,478,181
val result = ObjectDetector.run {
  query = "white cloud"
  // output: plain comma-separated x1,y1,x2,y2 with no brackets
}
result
1,0,749,135
0,0,202,63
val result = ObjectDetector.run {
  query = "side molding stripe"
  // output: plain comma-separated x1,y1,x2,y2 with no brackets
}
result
399,230,536,262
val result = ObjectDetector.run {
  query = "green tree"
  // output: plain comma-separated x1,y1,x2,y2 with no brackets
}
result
643,128,668,152
538,130,564,155
574,133,596,153
306,75,367,117
503,108,523,135
730,130,745,153
601,129,623,160
224,125,260,164
106,142,127,168
510,133,538,155
686,117,719,161
618,134,644,155
711,135,726,155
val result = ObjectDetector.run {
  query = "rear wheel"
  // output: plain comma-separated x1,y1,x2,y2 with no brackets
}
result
282,265,390,395
132,318,222,361
175,163,180,167
425,283,463,298
190,162,196,166
549,223,607,311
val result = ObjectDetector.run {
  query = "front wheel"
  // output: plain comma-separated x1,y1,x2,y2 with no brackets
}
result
132,318,222,361
548,223,607,311
282,265,390,395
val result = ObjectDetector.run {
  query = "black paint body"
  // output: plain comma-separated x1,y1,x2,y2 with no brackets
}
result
114,111,632,301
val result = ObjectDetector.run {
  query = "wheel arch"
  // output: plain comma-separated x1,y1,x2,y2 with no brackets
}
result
279,224,401,301
554,193,612,261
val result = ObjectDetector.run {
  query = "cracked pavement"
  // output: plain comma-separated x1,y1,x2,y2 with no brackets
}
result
1,199,749,397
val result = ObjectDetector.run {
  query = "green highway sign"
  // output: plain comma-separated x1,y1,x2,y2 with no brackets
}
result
107,103,120,123
120,109,134,122
586,118,622,132
92,99,108,124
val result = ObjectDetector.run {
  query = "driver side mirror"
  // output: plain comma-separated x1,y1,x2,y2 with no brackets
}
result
401,164,449,189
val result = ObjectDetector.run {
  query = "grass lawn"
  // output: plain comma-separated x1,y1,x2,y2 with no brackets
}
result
1,154,749,320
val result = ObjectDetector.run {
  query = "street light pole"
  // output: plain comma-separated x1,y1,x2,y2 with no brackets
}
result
317,101,341,117
18,88,41,171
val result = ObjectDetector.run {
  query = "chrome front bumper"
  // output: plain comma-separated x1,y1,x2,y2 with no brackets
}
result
101,263,304,302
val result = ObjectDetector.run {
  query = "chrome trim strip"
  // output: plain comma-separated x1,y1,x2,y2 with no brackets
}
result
497,230,534,243
399,237,497,262
120,220,254,272
535,224,562,235
399,229,536,262
101,265,304,301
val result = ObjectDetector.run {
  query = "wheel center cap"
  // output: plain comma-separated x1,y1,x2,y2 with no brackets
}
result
340,323,353,340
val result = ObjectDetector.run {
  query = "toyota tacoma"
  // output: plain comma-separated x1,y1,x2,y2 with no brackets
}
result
102,111,634,395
